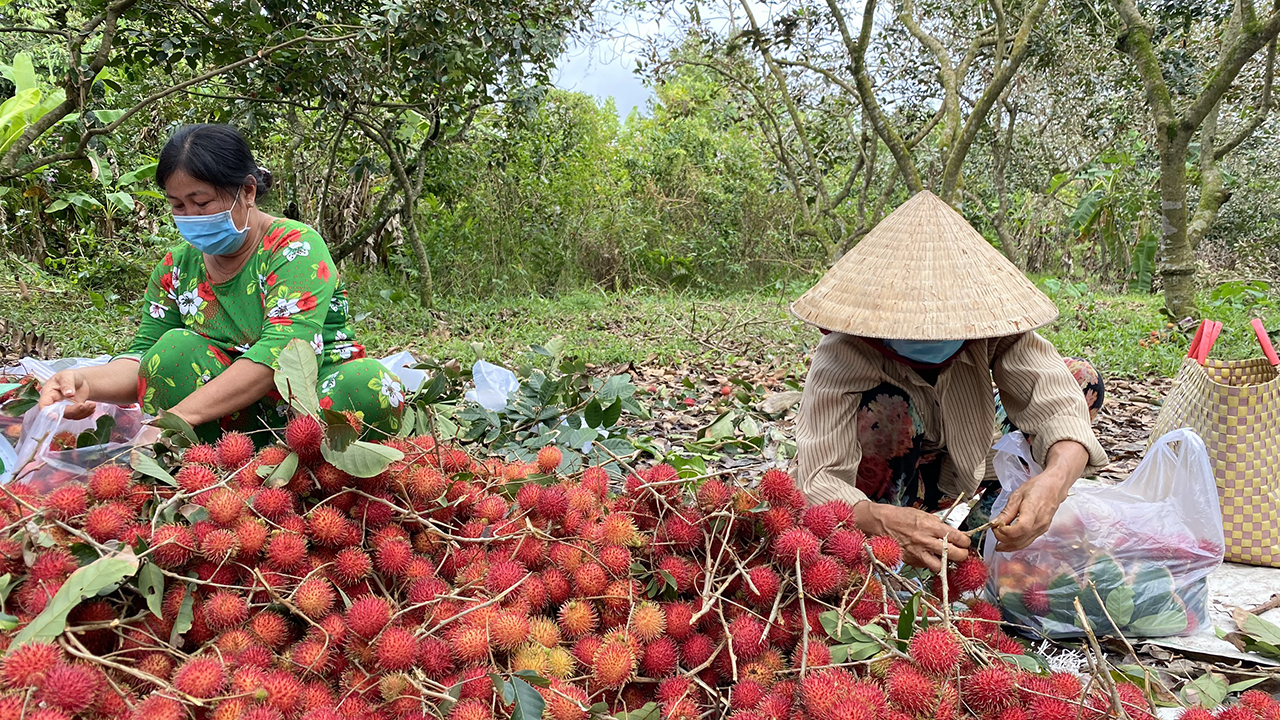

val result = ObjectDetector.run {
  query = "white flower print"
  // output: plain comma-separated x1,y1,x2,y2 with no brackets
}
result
283,241,311,261
380,374,405,408
165,267,181,300
310,332,324,355
177,289,204,317
335,330,348,341
320,372,339,395
330,295,348,314
198,371,212,384
148,301,167,319
258,273,269,294
333,342,358,360
234,343,252,353
267,296,303,319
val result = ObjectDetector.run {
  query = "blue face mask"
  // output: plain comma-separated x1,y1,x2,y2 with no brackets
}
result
885,339,966,364
173,191,249,255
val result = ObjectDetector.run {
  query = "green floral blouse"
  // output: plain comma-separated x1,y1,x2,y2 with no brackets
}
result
121,218,366,369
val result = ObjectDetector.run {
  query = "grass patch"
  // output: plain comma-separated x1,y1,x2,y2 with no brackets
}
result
2,262,1275,379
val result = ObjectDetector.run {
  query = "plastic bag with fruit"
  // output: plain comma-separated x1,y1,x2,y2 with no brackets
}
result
985,428,1224,639
9,400,146,493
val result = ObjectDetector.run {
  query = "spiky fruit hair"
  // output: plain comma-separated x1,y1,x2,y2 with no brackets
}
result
184,443,219,466
1,642,61,688
175,464,219,495
284,415,324,465
573,562,608,598
173,657,227,699
598,514,638,546
252,488,295,520
771,528,822,566
592,639,636,688
306,506,353,548
374,626,419,672
43,484,87,521
333,595,387,647
203,590,249,631
598,545,632,577
948,556,988,595
541,678,590,720
34,664,99,716
908,627,962,676
728,615,768,660
215,432,256,471
250,611,292,649
868,535,903,568
557,599,598,639
640,637,680,678
490,611,531,651
743,566,782,605
265,531,308,572
87,464,132,501
628,602,666,643
801,555,847,597
536,445,563,474
884,661,935,715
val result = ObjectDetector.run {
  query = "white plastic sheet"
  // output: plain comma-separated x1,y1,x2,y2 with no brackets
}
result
465,360,519,412
378,351,428,394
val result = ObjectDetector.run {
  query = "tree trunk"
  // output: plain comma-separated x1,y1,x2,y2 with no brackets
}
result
1157,133,1197,319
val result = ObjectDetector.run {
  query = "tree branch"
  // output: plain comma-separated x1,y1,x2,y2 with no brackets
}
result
1182,9,1280,130
940,0,1049,200
1109,0,1178,132
828,0,923,193
1215,33,1276,159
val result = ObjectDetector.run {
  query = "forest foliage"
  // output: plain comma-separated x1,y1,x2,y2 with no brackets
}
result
1,0,1279,318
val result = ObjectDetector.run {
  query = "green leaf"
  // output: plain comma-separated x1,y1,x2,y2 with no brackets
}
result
321,441,404,478
105,192,135,212
15,549,140,644
584,399,604,428
264,452,299,488
897,592,921,650
510,676,546,720
1183,671,1228,709
999,652,1046,673
274,339,320,416
1125,608,1188,636
601,398,623,428
153,412,198,444
1227,677,1267,693
698,411,735,441
12,53,35,93
614,702,659,720
0,574,15,605
1241,613,1280,646
138,562,164,618
169,583,195,645
0,613,17,631
1104,585,1135,627
324,418,357,452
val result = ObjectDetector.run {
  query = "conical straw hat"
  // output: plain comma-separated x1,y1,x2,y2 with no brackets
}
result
791,190,1057,340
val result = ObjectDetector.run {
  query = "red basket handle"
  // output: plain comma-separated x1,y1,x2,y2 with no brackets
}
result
1187,320,1210,360
1252,318,1279,367
1194,321,1223,364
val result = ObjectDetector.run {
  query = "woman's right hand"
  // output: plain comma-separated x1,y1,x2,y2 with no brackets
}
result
38,370,97,420
856,501,970,572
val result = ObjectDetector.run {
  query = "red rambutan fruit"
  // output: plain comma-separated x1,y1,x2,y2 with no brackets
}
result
199,528,240,564
641,637,679,677
332,547,372,586
557,599,598,639
729,615,768,660
771,528,822,566
1023,583,1050,616
43,485,87,521
184,443,219,466
375,626,420,671
598,545,632,577
1,642,61,688
598,514,637,546
35,663,99,714
592,640,636,687
541,678,590,720
201,487,245,528
964,664,1017,714
130,696,184,720
884,662,935,716
536,446,563,474
868,535,903,568
88,464,132,501
265,532,308,572
215,431,255,470
373,537,412,577
758,469,797,505
743,566,782,606
448,624,490,665
175,464,219,495
285,415,324,465
535,486,569,521
251,611,292,649
253,488,296,520
826,528,868,567
293,578,336,619
909,627,962,676
758,506,795,537
346,595,392,640
543,568,571,606
419,637,454,679
949,556,988,595
490,611,530,651
173,657,227,699
305,506,351,548
83,503,129,542
630,602,667,642
573,562,608,598
801,504,838,537
203,590,249,631
801,555,847,597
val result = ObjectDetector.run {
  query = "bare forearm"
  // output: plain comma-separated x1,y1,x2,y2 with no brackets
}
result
168,359,276,426
78,359,141,405
1042,439,1090,497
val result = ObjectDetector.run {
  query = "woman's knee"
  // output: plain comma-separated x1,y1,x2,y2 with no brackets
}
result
138,329,233,412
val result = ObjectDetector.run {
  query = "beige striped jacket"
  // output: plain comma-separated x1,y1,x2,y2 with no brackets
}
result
794,331,1108,506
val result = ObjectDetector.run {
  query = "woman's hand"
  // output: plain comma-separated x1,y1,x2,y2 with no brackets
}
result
38,370,97,420
855,501,971,572
991,440,1089,552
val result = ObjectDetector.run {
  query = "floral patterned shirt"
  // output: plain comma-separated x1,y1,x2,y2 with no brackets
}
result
120,219,366,369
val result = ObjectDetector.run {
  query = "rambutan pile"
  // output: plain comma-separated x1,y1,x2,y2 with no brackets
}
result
0,409,1259,720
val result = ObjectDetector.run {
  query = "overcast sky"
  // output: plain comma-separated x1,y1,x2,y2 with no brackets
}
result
552,21,657,119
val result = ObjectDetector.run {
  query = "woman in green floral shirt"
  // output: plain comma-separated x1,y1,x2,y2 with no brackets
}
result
38,124,403,440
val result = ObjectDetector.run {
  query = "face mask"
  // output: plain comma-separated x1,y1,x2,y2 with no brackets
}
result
884,339,966,365
173,191,249,255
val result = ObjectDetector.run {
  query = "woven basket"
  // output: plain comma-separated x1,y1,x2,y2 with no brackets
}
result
1150,319,1280,567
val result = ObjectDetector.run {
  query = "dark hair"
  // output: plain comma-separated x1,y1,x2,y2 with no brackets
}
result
156,124,273,199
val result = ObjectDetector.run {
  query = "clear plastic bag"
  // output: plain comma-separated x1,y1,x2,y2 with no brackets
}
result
465,360,519,412
10,401,147,493
986,428,1225,639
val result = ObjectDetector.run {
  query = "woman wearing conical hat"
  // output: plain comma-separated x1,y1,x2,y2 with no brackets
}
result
792,191,1108,572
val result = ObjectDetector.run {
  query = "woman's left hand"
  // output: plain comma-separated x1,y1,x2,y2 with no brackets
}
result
990,471,1071,552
